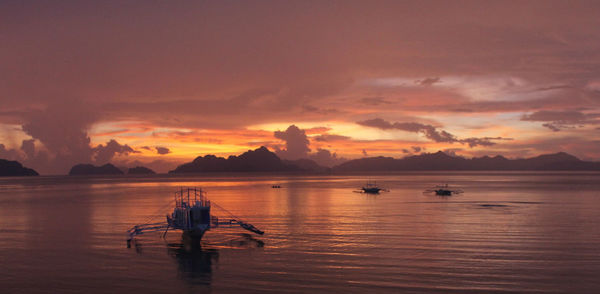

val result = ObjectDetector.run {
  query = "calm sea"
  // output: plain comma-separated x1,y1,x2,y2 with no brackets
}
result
1,172,599,293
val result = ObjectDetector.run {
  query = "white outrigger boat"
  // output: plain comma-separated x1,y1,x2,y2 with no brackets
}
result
127,187,263,247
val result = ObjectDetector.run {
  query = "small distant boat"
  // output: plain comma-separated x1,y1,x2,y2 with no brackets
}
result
271,185,281,189
359,181,388,194
424,184,463,196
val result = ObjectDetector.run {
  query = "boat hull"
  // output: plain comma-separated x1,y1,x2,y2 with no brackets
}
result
435,189,453,196
362,188,381,194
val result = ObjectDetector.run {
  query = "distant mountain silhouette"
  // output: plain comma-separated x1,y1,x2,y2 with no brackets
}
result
127,166,156,174
0,159,39,176
333,151,600,171
169,146,327,173
69,163,124,175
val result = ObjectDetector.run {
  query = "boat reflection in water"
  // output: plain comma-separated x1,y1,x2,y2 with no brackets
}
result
169,233,264,285
224,233,265,248
166,238,219,286
129,232,265,286
125,188,266,286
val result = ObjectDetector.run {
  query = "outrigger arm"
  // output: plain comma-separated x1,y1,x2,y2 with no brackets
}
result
127,217,264,246
126,188,264,247
162,226,170,239
212,218,264,235
126,222,170,247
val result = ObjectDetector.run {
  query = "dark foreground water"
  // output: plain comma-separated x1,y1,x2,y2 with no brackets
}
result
1,172,600,293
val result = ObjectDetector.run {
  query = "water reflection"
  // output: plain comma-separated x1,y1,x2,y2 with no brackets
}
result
167,241,219,286
224,233,265,248
129,232,264,287
3,173,600,293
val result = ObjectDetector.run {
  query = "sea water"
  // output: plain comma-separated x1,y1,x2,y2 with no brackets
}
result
1,172,599,293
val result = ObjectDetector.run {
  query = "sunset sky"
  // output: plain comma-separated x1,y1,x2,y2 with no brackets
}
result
1,1,600,174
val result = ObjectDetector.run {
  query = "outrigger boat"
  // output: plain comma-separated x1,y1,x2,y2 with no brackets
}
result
423,184,463,196
127,187,263,247
358,181,389,194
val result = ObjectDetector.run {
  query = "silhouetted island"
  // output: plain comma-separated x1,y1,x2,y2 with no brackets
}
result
169,146,326,173
127,166,156,175
170,148,600,174
69,163,124,175
0,159,39,176
333,151,600,171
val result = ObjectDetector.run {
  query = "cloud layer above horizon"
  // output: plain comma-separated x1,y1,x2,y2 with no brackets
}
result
1,1,600,173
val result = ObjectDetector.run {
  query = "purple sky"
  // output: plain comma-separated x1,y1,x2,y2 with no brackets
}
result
1,1,600,174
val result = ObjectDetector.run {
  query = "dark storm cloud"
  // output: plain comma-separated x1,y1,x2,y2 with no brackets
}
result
274,125,347,166
155,146,171,155
93,139,137,164
274,125,311,160
313,134,352,142
357,118,510,148
0,102,138,173
522,110,588,124
1,0,600,163
3,1,599,124
18,102,98,172
399,146,424,156
542,123,561,132
460,137,511,148
416,77,440,86
0,144,20,160
20,139,36,160
357,118,457,143
521,110,600,131
1,137,136,174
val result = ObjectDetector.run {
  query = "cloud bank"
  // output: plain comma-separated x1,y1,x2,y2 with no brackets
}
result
1,1,600,169
274,125,346,167
357,118,511,148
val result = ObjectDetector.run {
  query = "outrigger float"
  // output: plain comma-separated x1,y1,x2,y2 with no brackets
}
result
127,188,264,247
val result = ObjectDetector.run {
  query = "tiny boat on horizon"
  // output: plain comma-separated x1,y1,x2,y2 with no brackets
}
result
359,181,389,194
424,184,463,196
